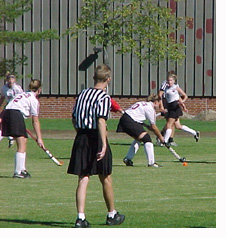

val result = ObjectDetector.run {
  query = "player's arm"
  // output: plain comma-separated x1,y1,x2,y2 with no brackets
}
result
158,90,165,112
110,98,124,114
32,115,44,148
177,87,188,112
177,87,188,103
149,124,165,143
97,117,107,161
0,95,5,108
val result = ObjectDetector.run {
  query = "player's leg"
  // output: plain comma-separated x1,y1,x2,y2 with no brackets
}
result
75,175,90,228
168,124,178,146
139,132,162,167
8,136,14,148
99,174,125,226
164,118,175,143
13,136,30,178
175,118,200,142
123,140,141,166
0,129,2,141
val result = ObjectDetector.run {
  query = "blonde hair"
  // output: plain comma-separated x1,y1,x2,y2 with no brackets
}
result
146,94,159,102
29,79,41,92
167,71,177,83
93,64,111,83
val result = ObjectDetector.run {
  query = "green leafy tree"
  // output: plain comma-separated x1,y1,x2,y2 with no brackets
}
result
0,0,59,77
66,0,185,64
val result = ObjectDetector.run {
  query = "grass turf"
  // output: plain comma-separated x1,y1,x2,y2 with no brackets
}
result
0,119,216,228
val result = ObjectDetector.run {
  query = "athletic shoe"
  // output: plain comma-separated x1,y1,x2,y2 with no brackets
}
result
148,163,163,168
13,170,31,179
106,212,125,226
123,158,133,166
169,141,178,146
8,139,14,148
194,131,200,142
75,218,90,228
156,138,164,147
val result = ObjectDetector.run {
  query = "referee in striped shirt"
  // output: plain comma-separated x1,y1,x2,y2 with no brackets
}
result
67,64,125,228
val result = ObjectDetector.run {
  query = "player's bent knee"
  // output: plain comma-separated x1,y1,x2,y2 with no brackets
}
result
140,133,152,144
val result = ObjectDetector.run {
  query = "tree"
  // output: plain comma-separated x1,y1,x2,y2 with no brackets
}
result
66,0,186,65
0,0,59,77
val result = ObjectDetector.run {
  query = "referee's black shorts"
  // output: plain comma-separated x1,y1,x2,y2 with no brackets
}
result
116,113,146,138
67,129,112,176
2,109,28,138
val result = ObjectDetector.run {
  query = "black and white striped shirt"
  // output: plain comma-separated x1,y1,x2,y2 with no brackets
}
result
72,87,111,129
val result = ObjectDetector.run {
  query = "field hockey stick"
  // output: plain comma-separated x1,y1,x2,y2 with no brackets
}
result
26,129,63,166
164,144,186,162
142,122,186,162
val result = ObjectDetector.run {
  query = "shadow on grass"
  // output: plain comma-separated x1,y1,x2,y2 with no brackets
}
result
0,218,72,228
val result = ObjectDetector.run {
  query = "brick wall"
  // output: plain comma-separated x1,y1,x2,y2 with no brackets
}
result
38,96,216,119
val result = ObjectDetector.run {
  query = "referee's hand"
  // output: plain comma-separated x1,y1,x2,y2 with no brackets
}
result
96,147,106,161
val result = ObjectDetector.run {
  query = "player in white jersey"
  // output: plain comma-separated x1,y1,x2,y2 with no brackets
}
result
163,73,200,143
0,73,23,146
157,72,183,146
117,94,165,167
1,79,45,178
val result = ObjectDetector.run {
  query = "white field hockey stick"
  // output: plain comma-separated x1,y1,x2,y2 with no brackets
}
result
164,144,186,162
142,122,186,162
26,129,63,166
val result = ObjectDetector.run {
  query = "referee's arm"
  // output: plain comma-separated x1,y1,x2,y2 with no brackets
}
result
97,117,107,161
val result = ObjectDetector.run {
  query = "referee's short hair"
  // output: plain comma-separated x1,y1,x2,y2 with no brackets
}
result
93,64,111,83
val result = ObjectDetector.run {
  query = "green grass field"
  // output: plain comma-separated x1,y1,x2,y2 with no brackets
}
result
0,119,216,228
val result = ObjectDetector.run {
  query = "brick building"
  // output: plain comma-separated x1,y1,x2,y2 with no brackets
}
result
0,0,216,119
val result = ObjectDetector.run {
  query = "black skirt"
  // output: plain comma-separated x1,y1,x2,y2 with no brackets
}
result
166,101,183,119
116,113,146,138
67,129,112,176
2,109,28,138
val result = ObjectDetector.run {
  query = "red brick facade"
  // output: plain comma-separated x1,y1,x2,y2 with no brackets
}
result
38,96,216,119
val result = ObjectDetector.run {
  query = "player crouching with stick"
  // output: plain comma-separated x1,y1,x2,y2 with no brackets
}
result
116,94,165,167
1,79,44,179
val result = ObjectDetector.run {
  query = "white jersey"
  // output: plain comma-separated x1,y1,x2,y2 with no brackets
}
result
6,91,40,119
164,84,179,103
160,80,179,98
1,83,23,103
125,101,156,125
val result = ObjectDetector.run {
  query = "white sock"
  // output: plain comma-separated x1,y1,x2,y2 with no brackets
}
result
78,213,85,221
144,142,155,165
21,152,26,171
181,125,196,136
14,152,26,174
125,140,141,160
108,210,117,218
164,129,172,143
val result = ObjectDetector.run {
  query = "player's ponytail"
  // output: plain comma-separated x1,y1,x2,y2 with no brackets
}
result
29,79,41,92
146,94,158,102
